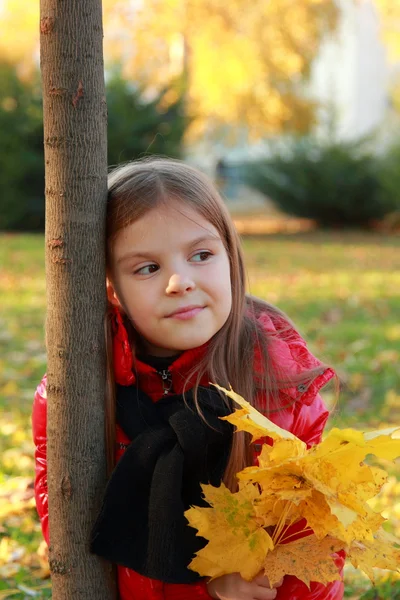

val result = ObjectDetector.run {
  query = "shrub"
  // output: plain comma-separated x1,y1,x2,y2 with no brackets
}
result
0,62,45,231
243,137,398,228
0,63,188,232
106,65,189,165
377,140,400,215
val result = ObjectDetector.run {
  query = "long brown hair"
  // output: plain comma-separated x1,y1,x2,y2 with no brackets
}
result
104,157,331,489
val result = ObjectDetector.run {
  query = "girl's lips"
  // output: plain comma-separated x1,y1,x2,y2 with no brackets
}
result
167,307,204,320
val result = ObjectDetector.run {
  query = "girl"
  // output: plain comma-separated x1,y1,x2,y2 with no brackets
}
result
33,157,345,600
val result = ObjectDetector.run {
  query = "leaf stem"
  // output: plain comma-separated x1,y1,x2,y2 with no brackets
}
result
277,526,314,545
272,501,293,545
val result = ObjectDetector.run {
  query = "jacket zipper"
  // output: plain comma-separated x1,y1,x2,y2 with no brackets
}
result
157,369,173,395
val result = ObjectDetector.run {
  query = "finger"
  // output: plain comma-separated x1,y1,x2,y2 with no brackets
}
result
253,574,284,588
252,574,272,587
254,588,277,600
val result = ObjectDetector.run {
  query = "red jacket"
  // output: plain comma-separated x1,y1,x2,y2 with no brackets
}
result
32,311,344,599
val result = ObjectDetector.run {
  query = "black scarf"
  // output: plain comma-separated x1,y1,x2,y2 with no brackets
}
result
90,384,233,583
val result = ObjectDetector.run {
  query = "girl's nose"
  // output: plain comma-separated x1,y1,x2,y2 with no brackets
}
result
166,273,195,295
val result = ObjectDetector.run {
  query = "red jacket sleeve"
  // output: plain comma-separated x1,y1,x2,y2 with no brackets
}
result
292,392,330,448
32,374,49,545
164,581,213,599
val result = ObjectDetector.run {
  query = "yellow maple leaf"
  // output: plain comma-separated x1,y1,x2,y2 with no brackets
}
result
310,427,400,464
303,460,366,525
296,491,340,541
213,384,303,444
253,489,316,534
348,528,400,583
262,535,343,588
239,440,385,543
326,500,359,528
238,462,305,488
185,482,274,581
333,507,385,547
267,438,307,463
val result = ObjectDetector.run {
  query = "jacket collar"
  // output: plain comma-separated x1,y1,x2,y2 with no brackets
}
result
132,344,209,399
111,306,332,405
111,308,209,398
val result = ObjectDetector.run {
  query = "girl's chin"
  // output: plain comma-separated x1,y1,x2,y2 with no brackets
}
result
144,336,211,356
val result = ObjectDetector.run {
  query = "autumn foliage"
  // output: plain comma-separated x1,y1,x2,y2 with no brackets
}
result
185,386,400,588
120,0,339,139
2,0,399,140
0,0,339,139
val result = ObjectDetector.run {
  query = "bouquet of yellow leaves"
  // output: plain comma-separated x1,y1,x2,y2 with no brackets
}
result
185,386,400,588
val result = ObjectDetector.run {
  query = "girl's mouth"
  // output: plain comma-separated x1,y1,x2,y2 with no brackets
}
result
166,306,204,320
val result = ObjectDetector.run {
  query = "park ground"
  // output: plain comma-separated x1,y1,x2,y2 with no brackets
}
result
0,222,399,599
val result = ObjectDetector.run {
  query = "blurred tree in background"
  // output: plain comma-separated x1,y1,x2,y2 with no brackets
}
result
375,0,400,61
375,0,400,114
0,2,38,78
0,0,340,141
107,0,339,140
1,0,400,231
0,0,398,142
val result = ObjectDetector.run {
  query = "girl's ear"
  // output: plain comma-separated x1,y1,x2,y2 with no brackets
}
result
106,278,121,308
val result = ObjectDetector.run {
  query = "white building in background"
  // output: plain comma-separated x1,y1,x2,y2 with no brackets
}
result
311,0,393,145
188,0,399,184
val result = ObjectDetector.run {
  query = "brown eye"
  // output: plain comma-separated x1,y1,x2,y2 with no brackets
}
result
135,264,159,275
191,251,212,262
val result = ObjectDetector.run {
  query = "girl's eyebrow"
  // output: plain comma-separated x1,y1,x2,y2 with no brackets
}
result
117,234,221,264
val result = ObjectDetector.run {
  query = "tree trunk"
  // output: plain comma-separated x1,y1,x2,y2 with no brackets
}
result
40,1,114,598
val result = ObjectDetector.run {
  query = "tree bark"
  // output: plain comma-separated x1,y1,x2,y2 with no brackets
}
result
40,1,114,598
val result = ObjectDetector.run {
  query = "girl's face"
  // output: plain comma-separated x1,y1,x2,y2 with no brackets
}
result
107,200,232,357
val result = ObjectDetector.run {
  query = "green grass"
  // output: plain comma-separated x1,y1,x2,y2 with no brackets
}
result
243,232,400,428
0,231,399,598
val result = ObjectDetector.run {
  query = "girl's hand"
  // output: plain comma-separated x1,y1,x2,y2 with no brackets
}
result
206,572,284,600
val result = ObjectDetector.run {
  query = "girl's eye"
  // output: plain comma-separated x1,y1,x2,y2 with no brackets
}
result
134,264,159,275
191,251,213,262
